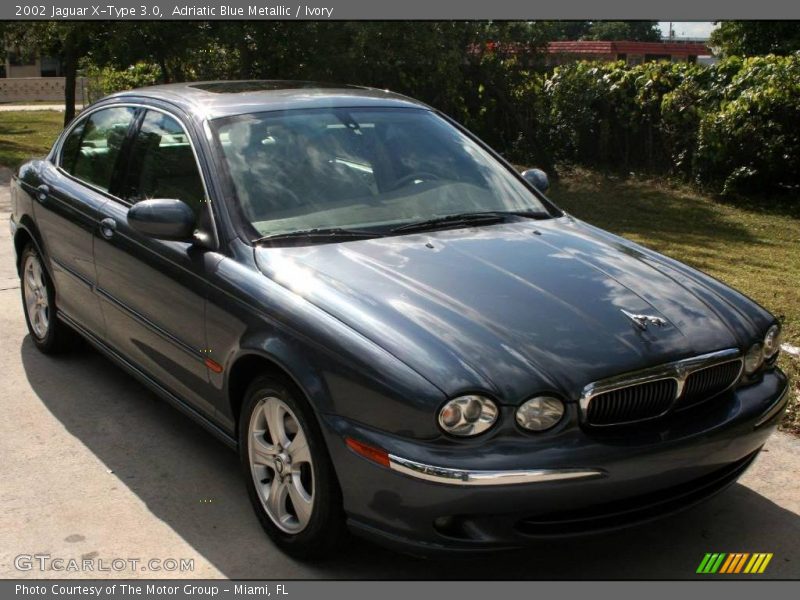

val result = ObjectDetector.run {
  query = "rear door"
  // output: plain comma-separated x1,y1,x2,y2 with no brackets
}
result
35,105,137,335
93,107,219,419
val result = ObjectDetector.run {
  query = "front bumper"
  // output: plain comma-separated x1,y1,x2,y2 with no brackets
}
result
323,369,789,555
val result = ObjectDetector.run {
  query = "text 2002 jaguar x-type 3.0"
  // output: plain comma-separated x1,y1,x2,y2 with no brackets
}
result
11,81,788,557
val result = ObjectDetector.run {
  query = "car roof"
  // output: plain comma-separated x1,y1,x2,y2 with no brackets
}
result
104,80,431,120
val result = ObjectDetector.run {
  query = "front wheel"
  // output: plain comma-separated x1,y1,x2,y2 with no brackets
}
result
239,376,347,559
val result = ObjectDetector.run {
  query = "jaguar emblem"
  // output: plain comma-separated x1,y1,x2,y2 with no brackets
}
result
621,309,669,331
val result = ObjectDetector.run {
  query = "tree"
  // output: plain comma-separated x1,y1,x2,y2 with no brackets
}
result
710,21,800,57
1,22,116,124
209,22,493,114
90,22,215,82
527,20,662,43
584,21,662,42
540,21,592,41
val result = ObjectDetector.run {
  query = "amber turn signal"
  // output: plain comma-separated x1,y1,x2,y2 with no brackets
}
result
345,437,390,468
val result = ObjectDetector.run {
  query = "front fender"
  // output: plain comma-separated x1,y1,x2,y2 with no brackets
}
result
206,254,447,440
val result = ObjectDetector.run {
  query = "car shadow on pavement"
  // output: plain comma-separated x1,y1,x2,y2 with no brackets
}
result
21,335,800,579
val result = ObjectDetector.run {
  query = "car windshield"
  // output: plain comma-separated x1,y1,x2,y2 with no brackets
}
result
211,107,553,240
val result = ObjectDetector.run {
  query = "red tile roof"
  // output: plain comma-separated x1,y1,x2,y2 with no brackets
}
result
547,41,711,55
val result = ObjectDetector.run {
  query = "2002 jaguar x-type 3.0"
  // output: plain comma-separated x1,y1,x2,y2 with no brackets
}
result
11,81,789,557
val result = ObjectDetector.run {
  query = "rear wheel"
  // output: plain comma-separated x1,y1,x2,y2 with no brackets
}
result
239,375,347,558
20,244,76,354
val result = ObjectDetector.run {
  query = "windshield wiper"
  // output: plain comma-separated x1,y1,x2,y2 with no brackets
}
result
252,227,382,245
390,210,547,234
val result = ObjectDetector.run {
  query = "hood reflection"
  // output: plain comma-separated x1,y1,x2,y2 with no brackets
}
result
255,218,740,404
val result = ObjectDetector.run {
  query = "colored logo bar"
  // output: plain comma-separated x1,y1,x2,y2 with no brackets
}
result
697,553,773,574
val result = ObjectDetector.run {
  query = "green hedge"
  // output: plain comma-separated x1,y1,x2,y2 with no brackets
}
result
542,54,800,196
79,52,800,198
694,55,800,195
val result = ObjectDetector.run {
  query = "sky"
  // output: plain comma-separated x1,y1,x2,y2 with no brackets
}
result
658,22,717,39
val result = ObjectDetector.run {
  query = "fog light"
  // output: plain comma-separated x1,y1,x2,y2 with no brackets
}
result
438,396,498,436
516,396,565,431
763,325,781,359
744,343,764,375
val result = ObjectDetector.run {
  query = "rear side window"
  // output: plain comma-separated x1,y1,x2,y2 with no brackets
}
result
120,110,206,213
60,107,136,191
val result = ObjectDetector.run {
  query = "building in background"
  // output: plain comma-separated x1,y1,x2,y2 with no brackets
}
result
545,40,713,67
1,45,85,104
3,45,63,78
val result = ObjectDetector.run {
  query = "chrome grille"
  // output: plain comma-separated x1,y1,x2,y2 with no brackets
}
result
586,379,677,425
580,349,742,427
677,360,742,409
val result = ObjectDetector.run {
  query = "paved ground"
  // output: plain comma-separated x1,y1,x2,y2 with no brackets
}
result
0,172,798,579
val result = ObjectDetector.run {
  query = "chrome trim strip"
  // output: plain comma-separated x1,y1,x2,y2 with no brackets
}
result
50,256,94,289
94,285,205,363
388,454,605,486
580,348,743,427
755,387,789,428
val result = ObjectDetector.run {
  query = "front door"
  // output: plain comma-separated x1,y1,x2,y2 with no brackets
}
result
93,108,217,418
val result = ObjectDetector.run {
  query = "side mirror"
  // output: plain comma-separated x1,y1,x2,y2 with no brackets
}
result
521,168,550,193
127,199,196,241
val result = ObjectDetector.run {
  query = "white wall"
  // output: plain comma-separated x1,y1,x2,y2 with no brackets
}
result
0,77,87,103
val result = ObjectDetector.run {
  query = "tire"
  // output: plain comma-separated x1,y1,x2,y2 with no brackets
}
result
19,243,77,354
239,375,347,559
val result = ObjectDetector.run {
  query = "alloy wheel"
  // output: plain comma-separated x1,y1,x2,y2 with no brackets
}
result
23,253,49,340
248,396,315,534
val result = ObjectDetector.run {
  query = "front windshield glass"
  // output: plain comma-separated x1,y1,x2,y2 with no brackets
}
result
211,107,553,239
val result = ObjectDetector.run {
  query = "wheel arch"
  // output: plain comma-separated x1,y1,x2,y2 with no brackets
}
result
13,218,46,274
14,218,59,301
225,347,329,437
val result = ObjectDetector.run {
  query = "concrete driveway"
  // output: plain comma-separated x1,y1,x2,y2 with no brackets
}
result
0,173,798,579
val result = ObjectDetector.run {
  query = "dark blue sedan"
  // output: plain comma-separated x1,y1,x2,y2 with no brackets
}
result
10,81,789,558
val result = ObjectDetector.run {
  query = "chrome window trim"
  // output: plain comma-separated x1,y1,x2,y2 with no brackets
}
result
388,454,605,486
53,101,220,247
580,348,743,427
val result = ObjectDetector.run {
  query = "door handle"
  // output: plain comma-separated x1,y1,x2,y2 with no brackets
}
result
99,218,117,240
36,184,50,203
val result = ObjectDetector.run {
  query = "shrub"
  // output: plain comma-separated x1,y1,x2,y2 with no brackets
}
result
463,55,553,170
83,62,163,103
546,60,700,171
544,54,800,197
693,54,800,195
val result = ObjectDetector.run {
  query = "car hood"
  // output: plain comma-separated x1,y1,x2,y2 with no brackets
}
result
254,217,759,404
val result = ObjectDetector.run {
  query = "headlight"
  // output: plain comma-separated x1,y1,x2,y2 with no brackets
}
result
763,325,781,359
744,343,764,375
516,396,565,432
438,395,498,437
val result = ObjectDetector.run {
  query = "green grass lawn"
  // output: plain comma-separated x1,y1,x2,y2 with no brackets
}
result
550,167,799,434
0,110,65,171
0,113,796,432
